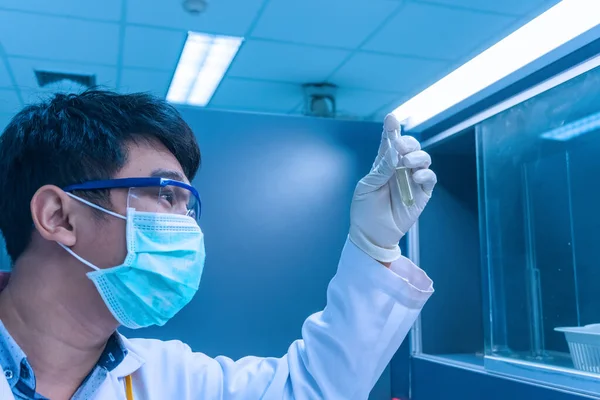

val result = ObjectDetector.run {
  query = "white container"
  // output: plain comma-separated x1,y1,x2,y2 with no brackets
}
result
555,324,600,374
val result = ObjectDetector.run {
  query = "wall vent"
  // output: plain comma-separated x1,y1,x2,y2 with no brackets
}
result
302,83,337,118
34,70,96,89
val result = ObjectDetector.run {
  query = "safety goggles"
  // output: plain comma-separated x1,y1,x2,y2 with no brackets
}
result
63,177,201,223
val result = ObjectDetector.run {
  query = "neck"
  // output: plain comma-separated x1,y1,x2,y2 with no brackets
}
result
0,254,117,398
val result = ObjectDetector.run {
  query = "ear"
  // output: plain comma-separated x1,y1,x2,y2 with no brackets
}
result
30,185,77,247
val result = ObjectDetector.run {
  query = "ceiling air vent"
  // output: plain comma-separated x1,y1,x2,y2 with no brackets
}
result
302,83,337,118
34,70,96,89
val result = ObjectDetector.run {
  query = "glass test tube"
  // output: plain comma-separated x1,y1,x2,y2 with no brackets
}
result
387,127,415,207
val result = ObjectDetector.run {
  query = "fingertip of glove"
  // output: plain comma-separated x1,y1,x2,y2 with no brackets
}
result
384,114,400,132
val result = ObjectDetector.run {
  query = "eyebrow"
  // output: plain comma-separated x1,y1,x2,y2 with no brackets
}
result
150,169,187,183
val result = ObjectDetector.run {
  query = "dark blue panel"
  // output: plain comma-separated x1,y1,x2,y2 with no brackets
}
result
390,337,410,399
390,236,410,399
412,358,592,400
419,132,483,356
392,132,482,398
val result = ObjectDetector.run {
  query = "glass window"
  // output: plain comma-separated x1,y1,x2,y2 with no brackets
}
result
477,59,600,393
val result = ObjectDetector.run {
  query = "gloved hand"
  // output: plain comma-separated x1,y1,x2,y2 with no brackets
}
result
349,114,437,263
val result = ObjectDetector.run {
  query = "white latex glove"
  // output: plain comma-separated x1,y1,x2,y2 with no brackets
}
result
349,114,437,263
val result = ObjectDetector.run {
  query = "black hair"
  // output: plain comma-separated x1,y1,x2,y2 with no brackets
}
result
0,90,201,263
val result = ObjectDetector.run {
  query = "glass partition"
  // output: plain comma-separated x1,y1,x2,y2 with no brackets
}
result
477,59,600,395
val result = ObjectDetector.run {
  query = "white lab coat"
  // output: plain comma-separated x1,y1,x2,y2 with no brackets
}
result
0,239,433,400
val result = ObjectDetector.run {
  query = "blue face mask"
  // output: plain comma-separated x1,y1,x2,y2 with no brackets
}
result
60,194,206,329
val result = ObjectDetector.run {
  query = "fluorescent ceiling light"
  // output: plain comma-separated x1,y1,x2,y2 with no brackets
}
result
392,0,600,130
167,32,243,107
541,111,600,141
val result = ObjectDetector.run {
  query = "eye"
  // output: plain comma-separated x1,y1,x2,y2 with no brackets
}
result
159,190,175,205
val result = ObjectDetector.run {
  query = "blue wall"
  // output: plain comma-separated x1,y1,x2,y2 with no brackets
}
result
121,107,394,399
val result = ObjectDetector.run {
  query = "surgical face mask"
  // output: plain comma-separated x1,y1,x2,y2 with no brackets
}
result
60,193,206,329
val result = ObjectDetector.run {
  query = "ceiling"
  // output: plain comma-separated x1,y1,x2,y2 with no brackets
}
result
0,0,560,129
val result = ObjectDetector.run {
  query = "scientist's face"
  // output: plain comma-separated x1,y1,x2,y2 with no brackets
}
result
74,140,190,270
31,139,188,273
27,139,190,326
24,137,201,331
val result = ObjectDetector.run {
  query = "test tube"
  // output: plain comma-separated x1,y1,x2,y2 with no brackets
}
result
387,126,415,207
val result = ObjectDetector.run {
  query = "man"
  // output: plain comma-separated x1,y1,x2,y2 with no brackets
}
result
0,90,436,400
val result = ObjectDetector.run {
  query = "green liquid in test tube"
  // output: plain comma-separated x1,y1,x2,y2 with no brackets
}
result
387,126,415,207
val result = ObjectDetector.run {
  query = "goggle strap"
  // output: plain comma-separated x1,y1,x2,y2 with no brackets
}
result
65,192,127,221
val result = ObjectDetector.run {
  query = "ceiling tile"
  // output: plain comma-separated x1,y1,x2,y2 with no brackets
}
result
524,0,562,17
18,87,111,109
0,61,13,88
415,0,559,16
251,0,399,49
119,69,172,98
19,88,62,107
0,0,122,21
0,11,119,64
123,26,185,70
209,78,302,113
8,58,117,92
335,89,402,117
288,103,303,115
126,0,264,37
331,52,449,93
227,40,350,83
371,109,393,123
363,2,516,60
0,89,21,114
14,90,39,109
372,99,404,121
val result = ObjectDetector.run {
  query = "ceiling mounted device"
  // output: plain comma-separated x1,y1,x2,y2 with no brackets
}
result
34,70,96,94
302,83,338,118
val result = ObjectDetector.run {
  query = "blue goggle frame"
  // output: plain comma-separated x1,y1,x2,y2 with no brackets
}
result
63,177,202,219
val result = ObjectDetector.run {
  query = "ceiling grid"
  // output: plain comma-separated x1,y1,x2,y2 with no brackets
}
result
0,0,560,129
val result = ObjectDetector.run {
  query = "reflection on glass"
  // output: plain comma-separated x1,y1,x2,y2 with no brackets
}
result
477,62,600,376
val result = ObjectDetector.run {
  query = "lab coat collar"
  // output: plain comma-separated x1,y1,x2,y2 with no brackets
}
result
110,332,145,378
